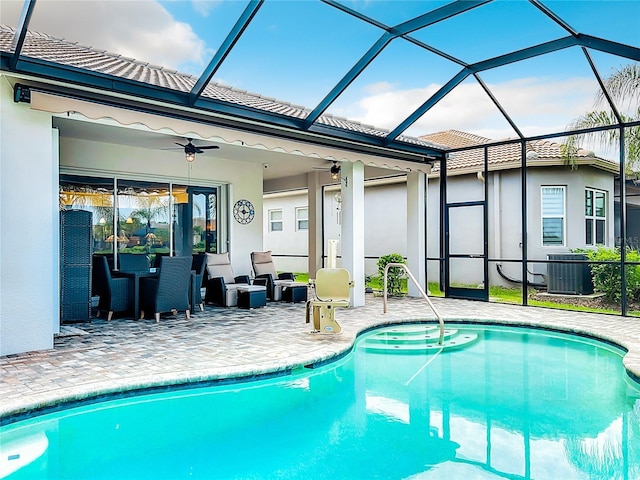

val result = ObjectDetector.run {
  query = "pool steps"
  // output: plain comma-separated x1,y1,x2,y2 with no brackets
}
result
361,325,478,353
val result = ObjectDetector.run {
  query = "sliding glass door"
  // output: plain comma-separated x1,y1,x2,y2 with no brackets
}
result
60,175,221,267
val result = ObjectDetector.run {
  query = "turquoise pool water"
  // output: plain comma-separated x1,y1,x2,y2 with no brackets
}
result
1,325,639,479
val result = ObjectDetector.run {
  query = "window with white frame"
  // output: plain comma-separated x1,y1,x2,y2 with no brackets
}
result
541,186,565,246
296,207,308,231
269,209,283,232
585,188,606,245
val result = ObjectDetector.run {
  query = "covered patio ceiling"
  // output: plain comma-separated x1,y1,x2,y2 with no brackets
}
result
1,0,639,173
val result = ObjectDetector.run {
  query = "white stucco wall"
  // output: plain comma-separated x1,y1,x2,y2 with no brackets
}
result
427,167,616,288
59,134,264,276
1,77,58,355
264,181,408,276
1,87,267,355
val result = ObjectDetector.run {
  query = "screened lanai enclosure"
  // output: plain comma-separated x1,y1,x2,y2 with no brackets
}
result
1,0,639,315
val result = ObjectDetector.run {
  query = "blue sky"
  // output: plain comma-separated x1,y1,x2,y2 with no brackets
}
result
3,0,639,142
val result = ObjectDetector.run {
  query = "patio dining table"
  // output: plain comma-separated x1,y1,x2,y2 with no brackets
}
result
117,267,199,320
115,268,157,321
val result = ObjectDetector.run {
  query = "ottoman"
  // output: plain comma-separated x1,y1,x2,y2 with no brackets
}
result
237,285,267,309
282,283,308,303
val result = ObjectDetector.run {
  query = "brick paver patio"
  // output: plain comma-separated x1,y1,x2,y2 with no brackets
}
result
2,295,640,421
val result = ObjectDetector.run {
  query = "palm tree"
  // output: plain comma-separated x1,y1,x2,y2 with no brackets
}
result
563,63,640,172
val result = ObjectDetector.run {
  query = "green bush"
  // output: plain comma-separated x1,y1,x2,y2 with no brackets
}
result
377,253,406,296
585,246,640,302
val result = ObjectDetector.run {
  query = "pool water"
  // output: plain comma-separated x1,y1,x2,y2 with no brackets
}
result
1,325,639,479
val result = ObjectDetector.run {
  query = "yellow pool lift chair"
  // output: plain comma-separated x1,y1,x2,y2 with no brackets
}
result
306,267,354,334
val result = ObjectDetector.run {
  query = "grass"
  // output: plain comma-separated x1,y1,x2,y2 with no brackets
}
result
362,275,638,315
298,272,640,315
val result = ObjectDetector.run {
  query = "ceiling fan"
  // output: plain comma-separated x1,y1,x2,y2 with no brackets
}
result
313,160,342,181
170,138,219,162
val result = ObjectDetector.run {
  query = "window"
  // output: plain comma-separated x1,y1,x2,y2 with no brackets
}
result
585,188,606,245
296,207,308,231
541,186,565,246
269,209,283,232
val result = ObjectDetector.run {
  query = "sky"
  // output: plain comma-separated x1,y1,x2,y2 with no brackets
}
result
2,0,639,144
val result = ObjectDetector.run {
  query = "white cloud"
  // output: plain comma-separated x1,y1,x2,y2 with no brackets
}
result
190,0,222,18
2,0,208,73
342,76,597,140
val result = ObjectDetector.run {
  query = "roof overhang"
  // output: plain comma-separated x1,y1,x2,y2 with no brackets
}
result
15,77,437,174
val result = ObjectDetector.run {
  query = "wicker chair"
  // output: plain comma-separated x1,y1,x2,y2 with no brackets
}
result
250,251,301,301
93,255,134,321
191,253,207,312
140,256,192,323
118,253,150,273
203,252,254,307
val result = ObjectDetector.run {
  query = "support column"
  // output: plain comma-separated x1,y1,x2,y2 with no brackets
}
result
1,78,58,355
407,171,426,297
307,171,323,277
341,161,365,307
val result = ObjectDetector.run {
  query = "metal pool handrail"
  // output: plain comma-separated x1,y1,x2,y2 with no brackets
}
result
383,263,445,345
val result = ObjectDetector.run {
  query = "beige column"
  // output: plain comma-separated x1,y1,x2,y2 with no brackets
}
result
307,171,323,277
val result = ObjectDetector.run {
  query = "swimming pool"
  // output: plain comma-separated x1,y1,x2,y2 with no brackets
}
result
1,324,639,479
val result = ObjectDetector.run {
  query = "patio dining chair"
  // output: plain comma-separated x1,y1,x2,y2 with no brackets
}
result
93,254,134,321
203,252,257,307
118,253,150,273
191,253,207,312
140,256,192,323
250,250,303,301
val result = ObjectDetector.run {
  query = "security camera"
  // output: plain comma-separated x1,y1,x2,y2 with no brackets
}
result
263,163,269,169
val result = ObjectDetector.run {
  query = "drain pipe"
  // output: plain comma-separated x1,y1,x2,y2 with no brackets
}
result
383,262,445,345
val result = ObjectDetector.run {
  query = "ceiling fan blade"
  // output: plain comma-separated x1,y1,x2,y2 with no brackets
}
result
174,142,187,148
196,145,220,150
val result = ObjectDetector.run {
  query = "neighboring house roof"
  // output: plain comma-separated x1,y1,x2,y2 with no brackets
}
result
0,25,439,151
420,129,618,175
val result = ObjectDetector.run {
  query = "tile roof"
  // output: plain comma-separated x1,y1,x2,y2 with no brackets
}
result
0,25,441,151
420,129,606,172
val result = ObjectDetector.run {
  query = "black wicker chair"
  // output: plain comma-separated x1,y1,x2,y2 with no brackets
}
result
118,253,150,273
93,255,134,321
152,252,170,269
140,256,192,323
191,253,207,312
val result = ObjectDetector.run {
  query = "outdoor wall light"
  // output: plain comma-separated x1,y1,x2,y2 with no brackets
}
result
331,163,348,186
330,163,340,181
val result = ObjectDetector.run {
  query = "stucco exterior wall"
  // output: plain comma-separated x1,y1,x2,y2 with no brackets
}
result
427,166,615,287
1,77,58,355
1,90,266,355
263,181,408,276
59,134,264,276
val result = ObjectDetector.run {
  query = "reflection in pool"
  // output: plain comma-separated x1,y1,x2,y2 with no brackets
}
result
1,325,639,479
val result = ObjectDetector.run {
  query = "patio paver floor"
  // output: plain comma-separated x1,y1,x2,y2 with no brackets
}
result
2,295,640,421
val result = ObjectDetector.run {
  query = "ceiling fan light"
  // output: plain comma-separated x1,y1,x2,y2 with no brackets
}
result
185,152,196,163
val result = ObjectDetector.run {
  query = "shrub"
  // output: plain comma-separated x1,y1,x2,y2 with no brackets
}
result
377,253,406,296
584,246,640,302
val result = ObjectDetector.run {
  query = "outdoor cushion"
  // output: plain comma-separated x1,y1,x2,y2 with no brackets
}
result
206,252,235,283
251,251,278,277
